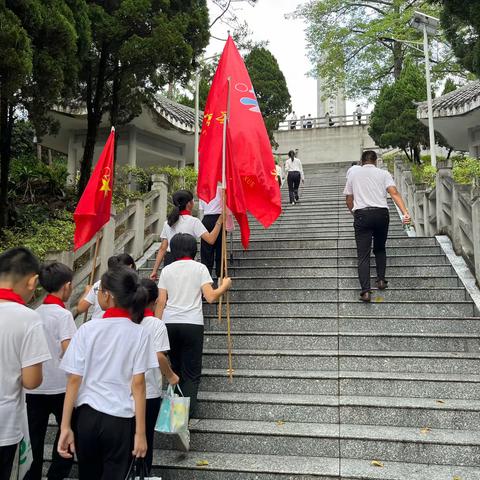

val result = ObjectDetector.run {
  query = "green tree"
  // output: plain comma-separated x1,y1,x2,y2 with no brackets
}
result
0,1,86,228
244,47,291,145
369,61,429,163
299,0,460,100
432,1,480,77
76,0,210,197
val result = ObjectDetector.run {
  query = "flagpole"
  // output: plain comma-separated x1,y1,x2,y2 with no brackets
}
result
83,232,101,323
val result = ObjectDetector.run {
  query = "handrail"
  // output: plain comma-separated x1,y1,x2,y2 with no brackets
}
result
277,113,370,131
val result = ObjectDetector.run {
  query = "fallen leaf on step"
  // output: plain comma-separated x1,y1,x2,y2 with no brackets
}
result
420,427,431,434
276,420,285,427
371,460,384,468
374,297,384,303
196,460,209,467
436,399,445,404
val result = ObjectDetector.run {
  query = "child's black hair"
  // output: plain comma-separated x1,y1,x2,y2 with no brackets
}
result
139,278,159,305
100,267,147,324
167,190,194,227
39,262,74,293
108,253,136,270
288,150,295,160
0,247,40,281
170,233,197,261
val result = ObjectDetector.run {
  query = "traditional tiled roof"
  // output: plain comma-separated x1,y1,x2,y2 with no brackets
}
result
417,81,480,119
153,95,202,132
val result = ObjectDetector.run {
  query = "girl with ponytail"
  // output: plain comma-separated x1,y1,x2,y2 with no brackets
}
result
58,267,158,479
150,189,223,280
284,149,304,205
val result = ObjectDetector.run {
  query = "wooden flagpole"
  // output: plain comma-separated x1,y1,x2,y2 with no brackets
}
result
82,232,101,323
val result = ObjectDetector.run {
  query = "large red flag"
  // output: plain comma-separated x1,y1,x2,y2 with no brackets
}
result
74,129,115,251
198,36,281,249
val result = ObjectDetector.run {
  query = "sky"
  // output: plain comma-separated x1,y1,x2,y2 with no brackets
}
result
206,0,322,118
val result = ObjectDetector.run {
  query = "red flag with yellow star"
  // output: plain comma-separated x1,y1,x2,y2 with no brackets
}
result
73,128,115,251
198,36,281,249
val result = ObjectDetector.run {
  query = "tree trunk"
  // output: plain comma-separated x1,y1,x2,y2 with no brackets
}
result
413,145,421,164
77,47,109,197
393,41,403,80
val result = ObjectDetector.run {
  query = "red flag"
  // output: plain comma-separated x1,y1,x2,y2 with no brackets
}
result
73,129,115,251
198,36,281,249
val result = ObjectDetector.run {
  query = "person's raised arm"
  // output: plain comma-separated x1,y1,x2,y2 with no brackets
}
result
201,217,223,245
150,239,168,280
202,277,233,304
387,186,411,223
58,374,82,459
77,285,94,314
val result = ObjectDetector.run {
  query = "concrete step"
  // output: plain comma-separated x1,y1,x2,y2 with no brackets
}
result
206,315,480,335
205,299,476,317
195,391,480,430
228,287,467,302
204,331,480,353
202,349,480,374
201,369,480,399
155,419,480,467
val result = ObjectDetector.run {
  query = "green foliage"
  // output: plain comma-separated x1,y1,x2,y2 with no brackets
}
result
412,163,437,187
369,61,429,162
433,1,480,78
442,78,458,95
157,166,198,199
300,0,461,100
0,210,74,260
453,156,480,184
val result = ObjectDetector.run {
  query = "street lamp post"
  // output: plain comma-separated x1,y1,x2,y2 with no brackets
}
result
411,11,440,168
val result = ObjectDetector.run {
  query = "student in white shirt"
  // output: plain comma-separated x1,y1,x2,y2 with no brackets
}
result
150,190,223,280
139,278,179,474
0,248,51,480
284,150,305,205
199,185,224,280
77,253,136,319
58,267,158,480
344,150,411,302
156,233,232,416
25,262,77,480
275,160,283,188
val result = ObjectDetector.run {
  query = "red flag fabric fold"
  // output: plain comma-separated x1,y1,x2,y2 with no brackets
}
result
73,130,115,251
198,36,281,249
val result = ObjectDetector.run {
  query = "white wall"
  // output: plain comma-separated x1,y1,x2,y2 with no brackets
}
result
274,125,377,164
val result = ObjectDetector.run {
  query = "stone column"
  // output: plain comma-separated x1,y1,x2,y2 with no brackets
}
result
451,183,472,256
471,181,480,285
435,159,453,235
151,174,169,236
413,187,426,236
130,199,146,259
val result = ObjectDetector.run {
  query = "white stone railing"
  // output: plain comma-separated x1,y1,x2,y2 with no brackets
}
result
46,174,168,308
277,113,370,131
394,157,480,285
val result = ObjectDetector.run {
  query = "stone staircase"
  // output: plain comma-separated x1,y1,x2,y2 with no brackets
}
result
47,162,480,479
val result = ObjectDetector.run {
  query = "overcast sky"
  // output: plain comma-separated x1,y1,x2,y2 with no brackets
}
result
206,0,322,117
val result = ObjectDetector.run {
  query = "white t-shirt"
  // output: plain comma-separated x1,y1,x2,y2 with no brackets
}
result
0,302,51,446
199,187,222,215
284,157,305,180
84,280,104,319
346,164,361,179
160,216,207,252
26,304,77,395
60,316,158,418
142,316,170,399
158,260,212,325
343,164,396,211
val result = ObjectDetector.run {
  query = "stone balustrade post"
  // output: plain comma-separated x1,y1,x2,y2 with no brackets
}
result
472,181,480,285
394,158,404,195
130,199,146,259
151,174,169,236
413,187,426,236
436,159,453,234
45,251,74,269
451,183,471,256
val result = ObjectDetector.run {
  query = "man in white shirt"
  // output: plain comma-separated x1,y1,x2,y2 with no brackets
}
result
344,151,411,302
355,104,363,125
289,111,297,130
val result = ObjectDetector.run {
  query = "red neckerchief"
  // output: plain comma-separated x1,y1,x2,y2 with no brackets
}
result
179,210,191,216
43,294,65,309
144,308,155,317
176,257,193,261
0,288,26,305
103,307,131,319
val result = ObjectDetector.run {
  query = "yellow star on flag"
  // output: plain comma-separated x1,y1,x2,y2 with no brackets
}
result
99,177,111,196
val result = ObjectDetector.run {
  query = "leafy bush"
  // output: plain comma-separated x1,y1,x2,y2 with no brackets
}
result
453,156,480,185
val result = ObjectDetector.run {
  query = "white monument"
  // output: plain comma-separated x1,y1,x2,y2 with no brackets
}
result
316,76,346,118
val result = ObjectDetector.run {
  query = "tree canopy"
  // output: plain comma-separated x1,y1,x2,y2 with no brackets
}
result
368,61,429,163
299,0,461,101
244,47,291,146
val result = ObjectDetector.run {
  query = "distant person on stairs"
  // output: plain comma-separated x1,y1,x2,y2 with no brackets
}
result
284,150,304,205
344,150,411,302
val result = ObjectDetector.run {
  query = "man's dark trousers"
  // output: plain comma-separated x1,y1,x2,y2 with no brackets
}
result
201,214,222,278
353,207,389,293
